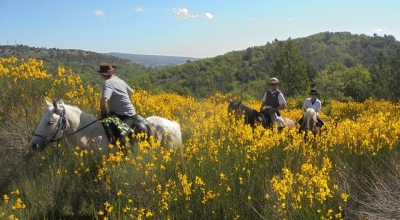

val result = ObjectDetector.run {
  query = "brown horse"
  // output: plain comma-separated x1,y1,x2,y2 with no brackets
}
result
228,99,297,130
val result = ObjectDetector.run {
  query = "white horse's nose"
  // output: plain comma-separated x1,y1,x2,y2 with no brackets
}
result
29,142,43,151
29,143,38,150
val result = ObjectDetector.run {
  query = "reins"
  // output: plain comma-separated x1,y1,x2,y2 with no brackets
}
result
32,105,99,157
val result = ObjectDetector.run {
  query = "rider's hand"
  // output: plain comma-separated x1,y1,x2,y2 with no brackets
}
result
100,112,108,119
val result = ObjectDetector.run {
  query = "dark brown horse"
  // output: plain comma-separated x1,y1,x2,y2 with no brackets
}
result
228,99,297,130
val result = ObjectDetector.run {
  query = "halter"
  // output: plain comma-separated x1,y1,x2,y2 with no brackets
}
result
229,101,244,114
32,105,99,154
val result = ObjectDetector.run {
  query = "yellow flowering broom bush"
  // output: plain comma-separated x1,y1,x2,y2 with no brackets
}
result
0,57,399,219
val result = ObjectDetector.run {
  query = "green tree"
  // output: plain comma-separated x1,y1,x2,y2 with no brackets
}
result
306,61,318,87
389,48,400,101
315,63,349,101
369,51,392,100
342,64,372,102
272,39,309,97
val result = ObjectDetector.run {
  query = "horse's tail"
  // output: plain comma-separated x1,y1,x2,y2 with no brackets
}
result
171,121,183,148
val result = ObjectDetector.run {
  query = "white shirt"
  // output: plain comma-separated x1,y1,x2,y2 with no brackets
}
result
303,98,321,115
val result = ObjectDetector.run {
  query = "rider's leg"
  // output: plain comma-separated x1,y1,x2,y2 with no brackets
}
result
270,113,284,131
298,116,304,133
316,115,324,135
317,115,324,127
120,115,136,147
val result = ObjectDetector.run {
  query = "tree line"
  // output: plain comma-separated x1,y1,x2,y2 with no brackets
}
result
128,32,400,102
1,31,399,102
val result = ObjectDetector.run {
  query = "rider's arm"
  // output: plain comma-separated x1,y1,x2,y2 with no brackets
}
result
276,103,286,111
128,89,134,96
100,97,108,116
275,93,286,112
302,99,308,112
260,101,266,111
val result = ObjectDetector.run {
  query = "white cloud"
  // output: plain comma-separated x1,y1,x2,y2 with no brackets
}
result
374,28,383,32
135,7,144,12
287,18,292,21
172,7,198,19
203,12,214,20
248,17,260,22
94,10,105,17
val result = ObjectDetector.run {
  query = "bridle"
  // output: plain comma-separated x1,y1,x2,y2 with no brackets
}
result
32,105,99,153
229,101,244,115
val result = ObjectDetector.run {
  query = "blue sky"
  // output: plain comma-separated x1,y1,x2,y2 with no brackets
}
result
1,0,399,58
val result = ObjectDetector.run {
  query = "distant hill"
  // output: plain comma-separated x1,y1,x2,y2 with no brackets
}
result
2,31,400,102
126,31,400,101
0,45,148,86
105,52,202,68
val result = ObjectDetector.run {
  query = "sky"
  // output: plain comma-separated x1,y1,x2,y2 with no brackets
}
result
1,0,399,58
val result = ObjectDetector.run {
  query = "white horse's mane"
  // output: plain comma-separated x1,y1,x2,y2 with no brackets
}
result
303,108,317,130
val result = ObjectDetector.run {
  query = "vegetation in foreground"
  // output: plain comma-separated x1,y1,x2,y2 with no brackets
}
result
0,57,399,219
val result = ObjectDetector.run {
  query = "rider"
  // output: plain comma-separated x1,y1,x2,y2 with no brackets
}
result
99,62,138,146
259,77,287,131
298,88,324,134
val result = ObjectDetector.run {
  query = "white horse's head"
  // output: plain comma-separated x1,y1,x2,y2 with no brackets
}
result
29,99,67,151
301,108,317,131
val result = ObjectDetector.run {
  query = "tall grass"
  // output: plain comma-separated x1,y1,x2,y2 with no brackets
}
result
1,57,399,219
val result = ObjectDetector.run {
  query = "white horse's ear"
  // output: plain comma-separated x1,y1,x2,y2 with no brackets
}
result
45,99,52,107
53,99,62,114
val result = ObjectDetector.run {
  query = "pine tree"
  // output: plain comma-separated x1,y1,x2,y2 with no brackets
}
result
272,39,310,97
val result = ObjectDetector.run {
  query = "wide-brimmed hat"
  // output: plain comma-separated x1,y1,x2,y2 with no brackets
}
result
269,77,279,84
97,62,113,75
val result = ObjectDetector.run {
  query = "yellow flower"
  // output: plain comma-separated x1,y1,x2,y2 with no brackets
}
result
10,190,19,196
3,194,9,204
341,193,349,202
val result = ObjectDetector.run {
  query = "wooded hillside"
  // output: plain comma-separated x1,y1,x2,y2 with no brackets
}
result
128,32,400,102
0,45,148,86
1,31,399,102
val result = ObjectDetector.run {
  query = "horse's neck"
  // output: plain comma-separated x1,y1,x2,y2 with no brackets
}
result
242,105,254,115
64,105,107,149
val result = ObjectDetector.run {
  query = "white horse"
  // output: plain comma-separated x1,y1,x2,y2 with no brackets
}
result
29,99,183,154
146,116,183,155
300,108,318,142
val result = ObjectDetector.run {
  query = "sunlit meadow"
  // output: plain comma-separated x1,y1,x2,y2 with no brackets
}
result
0,57,399,219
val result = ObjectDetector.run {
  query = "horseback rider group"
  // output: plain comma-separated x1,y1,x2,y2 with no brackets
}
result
258,77,324,134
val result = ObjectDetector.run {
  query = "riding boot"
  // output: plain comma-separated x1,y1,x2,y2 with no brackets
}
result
278,127,283,132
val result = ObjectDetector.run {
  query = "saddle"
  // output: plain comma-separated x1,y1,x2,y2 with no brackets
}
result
259,108,283,128
102,115,158,144
135,115,158,141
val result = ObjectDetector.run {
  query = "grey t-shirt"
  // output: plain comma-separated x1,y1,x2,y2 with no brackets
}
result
102,76,136,116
